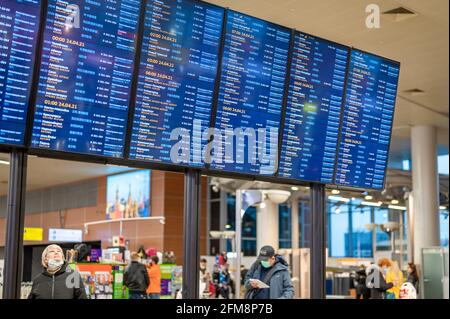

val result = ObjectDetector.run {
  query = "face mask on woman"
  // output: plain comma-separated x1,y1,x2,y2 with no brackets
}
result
261,260,272,268
47,259,64,270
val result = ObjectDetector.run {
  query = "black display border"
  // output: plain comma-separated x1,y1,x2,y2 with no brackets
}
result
0,0,47,152
123,0,148,160
331,47,402,192
25,0,148,162
274,30,352,185
0,0,402,193
124,0,227,173
206,8,295,178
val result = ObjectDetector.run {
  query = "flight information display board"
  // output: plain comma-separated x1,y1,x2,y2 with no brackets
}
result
278,33,349,183
129,0,224,167
210,11,291,176
31,0,142,157
0,0,41,146
335,50,400,189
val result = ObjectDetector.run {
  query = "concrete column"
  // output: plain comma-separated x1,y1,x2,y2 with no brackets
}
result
291,197,299,249
257,198,279,251
411,125,440,265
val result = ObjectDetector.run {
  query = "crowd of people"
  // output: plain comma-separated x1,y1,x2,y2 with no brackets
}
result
198,252,234,299
27,244,420,300
353,258,420,300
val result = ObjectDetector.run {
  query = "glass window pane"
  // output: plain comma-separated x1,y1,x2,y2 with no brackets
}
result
279,204,291,249
328,201,350,257
375,208,390,251
351,206,373,257
441,212,449,247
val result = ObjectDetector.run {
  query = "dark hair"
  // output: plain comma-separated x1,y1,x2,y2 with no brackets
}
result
408,262,418,277
151,255,159,264
200,258,207,263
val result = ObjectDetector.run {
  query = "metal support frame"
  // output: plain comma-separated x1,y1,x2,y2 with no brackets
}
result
235,189,243,299
182,169,201,299
310,183,326,299
2,150,28,299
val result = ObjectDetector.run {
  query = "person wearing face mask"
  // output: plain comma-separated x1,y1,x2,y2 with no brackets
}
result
366,258,394,299
244,246,294,299
28,244,86,299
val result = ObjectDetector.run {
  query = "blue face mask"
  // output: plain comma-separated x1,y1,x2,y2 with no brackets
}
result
261,260,272,268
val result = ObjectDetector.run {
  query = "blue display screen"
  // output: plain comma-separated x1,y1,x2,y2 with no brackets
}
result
31,0,141,157
278,33,349,183
129,0,224,167
335,50,400,189
210,11,291,176
0,0,41,146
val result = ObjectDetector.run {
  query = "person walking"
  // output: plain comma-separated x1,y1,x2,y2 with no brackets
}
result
386,261,404,299
406,262,420,297
124,252,149,299
244,246,294,299
28,244,86,299
354,265,370,300
366,258,394,299
146,255,161,299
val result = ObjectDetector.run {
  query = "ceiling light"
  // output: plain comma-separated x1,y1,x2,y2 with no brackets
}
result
389,205,407,211
362,201,383,207
329,196,351,203
291,186,299,191
391,199,399,205
365,195,374,201
440,206,448,210
0,160,10,165
331,190,340,195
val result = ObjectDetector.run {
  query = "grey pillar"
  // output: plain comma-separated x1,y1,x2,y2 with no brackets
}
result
182,169,201,299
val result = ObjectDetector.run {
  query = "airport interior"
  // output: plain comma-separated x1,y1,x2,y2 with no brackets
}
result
0,0,448,300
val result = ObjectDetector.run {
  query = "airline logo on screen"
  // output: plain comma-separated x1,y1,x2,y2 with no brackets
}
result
169,119,279,175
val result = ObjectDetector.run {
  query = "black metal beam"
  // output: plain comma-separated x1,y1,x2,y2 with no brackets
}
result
2,150,28,299
182,169,201,299
310,183,326,299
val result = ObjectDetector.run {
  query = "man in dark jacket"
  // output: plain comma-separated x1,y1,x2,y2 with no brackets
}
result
355,266,370,299
366,259,394,299
28,244,86,299
124,252,150,299
244,246,294,299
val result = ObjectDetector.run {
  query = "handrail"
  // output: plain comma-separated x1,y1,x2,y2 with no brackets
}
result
84,216,166,235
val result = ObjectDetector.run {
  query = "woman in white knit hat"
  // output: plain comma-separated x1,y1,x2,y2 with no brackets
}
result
28,244,86,299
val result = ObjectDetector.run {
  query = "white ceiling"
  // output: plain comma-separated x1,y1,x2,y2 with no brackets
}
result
208,0,450,153
0,155,134,196
1,0,448,195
